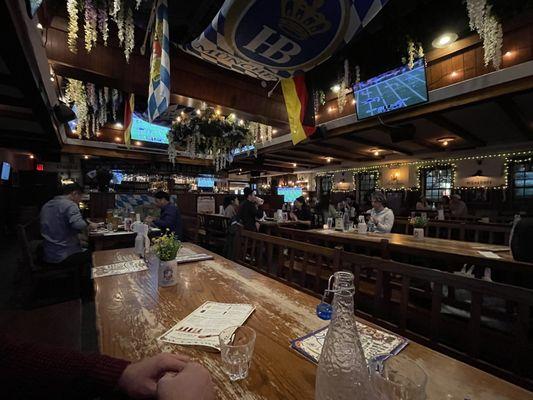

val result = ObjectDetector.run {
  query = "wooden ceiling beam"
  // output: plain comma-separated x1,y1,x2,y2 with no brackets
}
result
315,141,374,158
45,25,289,128
342,135,414,156
496,97,533,141
270,151,329,164
263,154,323,167
426,114,486,146
304,143,372,162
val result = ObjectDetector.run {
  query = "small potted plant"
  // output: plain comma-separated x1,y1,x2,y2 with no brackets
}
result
410,216,428,240
151,233,182,287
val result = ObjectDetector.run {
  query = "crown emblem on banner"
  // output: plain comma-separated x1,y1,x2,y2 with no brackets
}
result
279,0,331,41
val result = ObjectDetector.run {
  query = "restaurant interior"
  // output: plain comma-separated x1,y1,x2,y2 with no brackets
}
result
1,0,533,399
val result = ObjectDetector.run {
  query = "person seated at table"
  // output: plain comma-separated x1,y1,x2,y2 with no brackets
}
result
319,195,337,223
449,194,468,218
236,187,263,231
416,196,429,210
40,183,97,298
290,196,312,224
146,191,183,239
368,191,395,233
511,217,533,263
440,195,450,211
223,195,239,219
0,333,215,400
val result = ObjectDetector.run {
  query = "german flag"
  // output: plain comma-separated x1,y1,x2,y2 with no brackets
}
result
123,93,134,147
281,75,316,145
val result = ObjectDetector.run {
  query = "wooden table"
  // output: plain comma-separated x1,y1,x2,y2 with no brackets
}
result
305,229,533,271
92,244,533,400
259,220,309,235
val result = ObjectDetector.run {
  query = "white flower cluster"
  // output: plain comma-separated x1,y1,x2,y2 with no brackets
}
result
67,0,79,53
337,59,349,113
466,0,503,69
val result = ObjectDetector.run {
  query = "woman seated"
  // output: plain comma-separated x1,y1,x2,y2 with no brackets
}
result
290,196,312,224
223,195,239,219
415,196,429,210
319,195,338,223
368,191,395,233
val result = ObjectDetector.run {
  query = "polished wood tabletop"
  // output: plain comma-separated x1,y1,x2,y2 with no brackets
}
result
92,244,533,400
306,228,525,264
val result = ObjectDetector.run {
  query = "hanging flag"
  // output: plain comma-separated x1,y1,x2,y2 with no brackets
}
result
281,75,316,145
181,0,389,81
147,0,170,121
123,93,134,146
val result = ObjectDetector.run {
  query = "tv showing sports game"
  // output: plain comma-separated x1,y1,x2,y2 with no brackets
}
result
197,176,215,188
353,58,428,120
1,162,11,181
131,115,170,144
277,187,303,203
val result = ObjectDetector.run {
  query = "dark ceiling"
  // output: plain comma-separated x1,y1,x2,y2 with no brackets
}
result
309,0,533,90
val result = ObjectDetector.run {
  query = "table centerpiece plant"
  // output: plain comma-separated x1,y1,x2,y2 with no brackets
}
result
409,216,428,240
151,232,182,287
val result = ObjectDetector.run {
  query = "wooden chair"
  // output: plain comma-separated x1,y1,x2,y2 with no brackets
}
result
341,249,533,389
16,219,81,307
203,214,230,251
196,213,207,245
234,227,341,296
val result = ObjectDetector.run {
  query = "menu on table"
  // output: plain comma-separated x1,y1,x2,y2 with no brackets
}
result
291,321,408,364
92,259,147,279
159,302,255,350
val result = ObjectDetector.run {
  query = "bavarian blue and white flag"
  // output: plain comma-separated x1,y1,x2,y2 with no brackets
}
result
181,0,388,81
147,0,170,121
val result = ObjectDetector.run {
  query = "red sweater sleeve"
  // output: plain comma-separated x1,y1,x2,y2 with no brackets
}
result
1,334,130,399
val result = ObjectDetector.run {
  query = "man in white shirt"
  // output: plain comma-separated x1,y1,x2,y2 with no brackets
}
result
369,191,394,233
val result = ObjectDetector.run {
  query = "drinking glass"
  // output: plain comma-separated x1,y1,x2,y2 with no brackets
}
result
370,355,427,400
219,326,256,381
327,217,333,229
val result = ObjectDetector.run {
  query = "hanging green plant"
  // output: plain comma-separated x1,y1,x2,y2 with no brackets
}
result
168,108,255,171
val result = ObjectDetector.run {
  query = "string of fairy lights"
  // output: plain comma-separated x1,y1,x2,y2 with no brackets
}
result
317,150,533,192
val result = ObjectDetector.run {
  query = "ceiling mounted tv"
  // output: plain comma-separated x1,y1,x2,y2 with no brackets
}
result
353,58,428,120
277,187,303,203
197,176,215,188
130,114,169,144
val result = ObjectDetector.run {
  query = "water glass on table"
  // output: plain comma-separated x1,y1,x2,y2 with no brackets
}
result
219,326,256,381
369,355,427,399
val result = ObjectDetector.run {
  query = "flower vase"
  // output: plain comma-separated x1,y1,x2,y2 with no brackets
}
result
158,259,178,287
413,228,425,240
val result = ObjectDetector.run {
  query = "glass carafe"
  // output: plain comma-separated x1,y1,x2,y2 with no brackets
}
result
315,271,373,400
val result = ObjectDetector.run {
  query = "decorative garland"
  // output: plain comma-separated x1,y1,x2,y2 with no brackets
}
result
64,78,121,138
66,0,138,62
168,108,257,171
466,0,503,69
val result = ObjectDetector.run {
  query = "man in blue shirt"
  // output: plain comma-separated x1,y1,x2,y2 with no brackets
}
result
40,183,96,265
146,191,182,239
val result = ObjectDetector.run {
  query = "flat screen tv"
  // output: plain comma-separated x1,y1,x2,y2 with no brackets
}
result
197,176,215,189
277,187,303,203
353,58,428,120
131,115,170,144
1,162,11,181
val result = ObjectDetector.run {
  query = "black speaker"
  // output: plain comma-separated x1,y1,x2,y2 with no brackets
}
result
53,103,77,123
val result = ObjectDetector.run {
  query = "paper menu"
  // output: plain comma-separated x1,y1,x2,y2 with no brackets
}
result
92,259,147,279
291,322,408,364
478,251,502,259
159,302,255,350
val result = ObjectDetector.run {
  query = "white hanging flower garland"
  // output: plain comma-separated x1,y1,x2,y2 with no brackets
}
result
124,5,135,62
84,0,98,52
67,0,79,53
466,0,503,69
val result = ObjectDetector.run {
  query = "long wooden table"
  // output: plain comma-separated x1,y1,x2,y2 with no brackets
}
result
305,229,533,271
92,244,533,400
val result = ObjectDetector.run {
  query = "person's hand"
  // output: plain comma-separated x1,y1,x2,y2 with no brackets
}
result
145,216,154,225
157,362,215,400
289,212,297,221
254,196,264,206
370,216,378,224
117,353,190,399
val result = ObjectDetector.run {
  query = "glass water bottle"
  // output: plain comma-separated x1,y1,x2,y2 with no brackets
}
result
315,271,372,400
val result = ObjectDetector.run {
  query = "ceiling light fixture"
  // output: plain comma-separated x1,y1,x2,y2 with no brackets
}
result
326,157,332,163
50,76,55,82
432,32,458,49
331,84,341,93
272,129,278,134
135,141,142,146
114,136,121,142
327,107,334,113
450,71,458,78
504,51,514,58
292,163,297,167
36,23,43,30
371,149,381,157
115,122,123,129
438,137,455,146
29,154,34,159
83,155,89,159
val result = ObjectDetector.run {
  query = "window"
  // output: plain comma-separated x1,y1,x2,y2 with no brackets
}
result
512,160,533,198
316,175,333,196
421,166,453,201
356,171,377,204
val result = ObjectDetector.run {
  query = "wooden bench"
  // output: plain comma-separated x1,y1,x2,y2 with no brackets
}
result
341,249,533,390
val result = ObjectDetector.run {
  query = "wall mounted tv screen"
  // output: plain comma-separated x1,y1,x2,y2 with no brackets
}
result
353,58,428,120
277,187,303,203
131,115,169,144
1,162,11,181
197,176,215,188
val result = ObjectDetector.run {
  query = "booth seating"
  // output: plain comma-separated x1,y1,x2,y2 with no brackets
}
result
233,227,533,390
16,219,81,306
